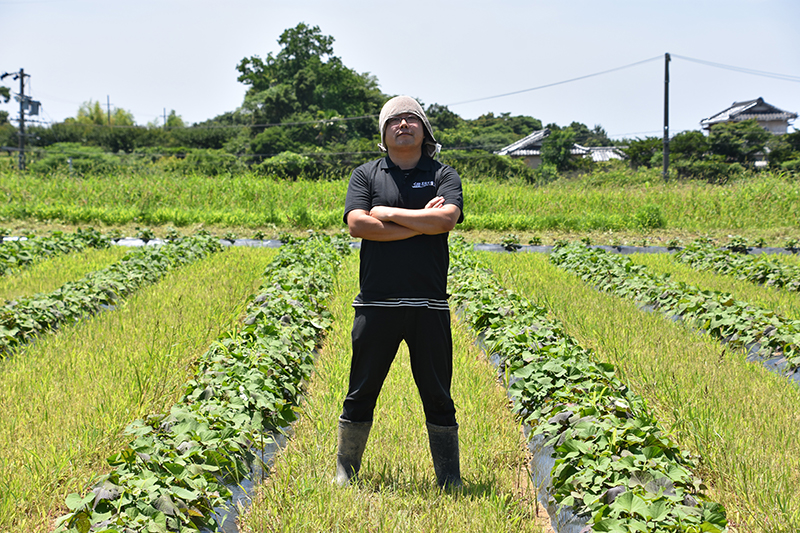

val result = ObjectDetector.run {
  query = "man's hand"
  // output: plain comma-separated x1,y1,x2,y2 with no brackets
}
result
425,196,446,209
348,196,460,242
368,199,460,236
370,196,445,221
346,209,421,242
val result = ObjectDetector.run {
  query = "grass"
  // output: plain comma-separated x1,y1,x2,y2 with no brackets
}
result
0,246,276,532
1,169,798,243
242,254,548,532
628,253,800,320
486,252,800,533
0,247,129,302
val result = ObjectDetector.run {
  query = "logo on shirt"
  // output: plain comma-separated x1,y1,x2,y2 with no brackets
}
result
412,181,435,189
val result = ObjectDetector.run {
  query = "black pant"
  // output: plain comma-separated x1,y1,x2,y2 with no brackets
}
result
341,306,457,427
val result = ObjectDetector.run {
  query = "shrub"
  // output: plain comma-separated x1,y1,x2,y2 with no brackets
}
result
633,204,665,230
439,151,538,184
254,151,312,179
780,158,800,174
158,148,245,176
534,163,559,184
673,156,742,184
27,143,124,175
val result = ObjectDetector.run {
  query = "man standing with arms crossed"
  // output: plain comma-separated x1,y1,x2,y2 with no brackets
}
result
336,95,464,489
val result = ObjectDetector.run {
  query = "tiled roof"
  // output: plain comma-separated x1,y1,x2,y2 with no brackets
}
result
495,130,626,161
700,97,797,127
583,146,627,162
495,128,550,156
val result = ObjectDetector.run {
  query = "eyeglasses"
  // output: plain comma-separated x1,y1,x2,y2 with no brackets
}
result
387,115,422,127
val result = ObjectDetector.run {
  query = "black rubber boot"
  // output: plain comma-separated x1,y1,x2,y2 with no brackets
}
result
335,418,372,486
426,422,463,489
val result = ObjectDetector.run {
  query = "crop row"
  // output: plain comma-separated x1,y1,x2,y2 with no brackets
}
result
675,239,800,292
0,228,111,276
448,239,726,533
550,243,800,373
55,233,349,533
0,235,222,356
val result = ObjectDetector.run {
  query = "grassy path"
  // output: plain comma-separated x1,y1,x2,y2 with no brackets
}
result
0,247,276,532
243,254,548,532
487,252,800,532
0,246,129,301
629,253,800,320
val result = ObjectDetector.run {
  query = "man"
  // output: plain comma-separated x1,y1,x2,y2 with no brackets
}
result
336,95,464,489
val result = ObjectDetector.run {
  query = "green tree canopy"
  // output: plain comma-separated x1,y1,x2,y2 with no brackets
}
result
708,119,771,165
165,110,185,128
568,121,613,147
623,137,661,169
541,127,576,171
66,100,136,127
426,104,463,131
437,112,543,151
670,130,709,161
235,22,385,155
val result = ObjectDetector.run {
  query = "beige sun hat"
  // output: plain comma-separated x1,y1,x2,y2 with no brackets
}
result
378,95,441,158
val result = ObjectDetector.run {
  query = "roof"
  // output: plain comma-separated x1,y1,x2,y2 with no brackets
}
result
700,97,798,128
582,146,627,162
495,129,626,161
494,128,551,156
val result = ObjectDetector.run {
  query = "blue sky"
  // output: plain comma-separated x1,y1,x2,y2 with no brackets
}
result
2,0,798,139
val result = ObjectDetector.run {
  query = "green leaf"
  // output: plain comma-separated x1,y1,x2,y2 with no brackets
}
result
65,492,96,511
171,485,200,501
647,499,670,521
613,491,650,519
592,518,627,533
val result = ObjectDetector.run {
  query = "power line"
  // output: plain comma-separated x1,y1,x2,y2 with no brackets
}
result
10,53,797,137
445,56,664,107
671,55,800,83
21,113,380,131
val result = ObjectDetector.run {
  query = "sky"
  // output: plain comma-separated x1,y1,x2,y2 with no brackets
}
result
2,0,799,141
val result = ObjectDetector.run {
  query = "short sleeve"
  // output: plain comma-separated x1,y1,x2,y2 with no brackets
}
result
436,164,465,224
343,164,373,225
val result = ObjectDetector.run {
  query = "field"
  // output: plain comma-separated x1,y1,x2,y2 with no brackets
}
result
0,167,798,532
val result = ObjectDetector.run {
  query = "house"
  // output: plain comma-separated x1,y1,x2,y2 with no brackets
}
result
700,97,797,134
494,128,626,169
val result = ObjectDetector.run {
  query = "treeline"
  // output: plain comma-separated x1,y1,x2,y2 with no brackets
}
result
0,23,616,182
2,22,798,183
626,122,800,183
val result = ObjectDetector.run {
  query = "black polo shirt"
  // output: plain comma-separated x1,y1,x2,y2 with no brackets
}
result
344,155,464,303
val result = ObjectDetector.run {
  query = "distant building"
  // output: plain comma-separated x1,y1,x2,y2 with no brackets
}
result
494,128,626,169
700,97,797,135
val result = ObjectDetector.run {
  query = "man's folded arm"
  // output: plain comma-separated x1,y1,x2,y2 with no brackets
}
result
368,203,461,235
346,209,422,242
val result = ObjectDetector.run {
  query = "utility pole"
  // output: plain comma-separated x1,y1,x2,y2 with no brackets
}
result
107,95,111,125
18,69,26,170
663,53,670,181
163,108,167,129
1,68,36,170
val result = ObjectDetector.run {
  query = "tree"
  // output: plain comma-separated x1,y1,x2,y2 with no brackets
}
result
623,137,661,168
426,104,462,131
165,110,185,128
766,130,800,168
541,128,576,171
437,112,543,151
569,121,612,147
235,22,385,154
708,119,771,165
67,100,135,126
1,85,11,128
670,130,709,161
